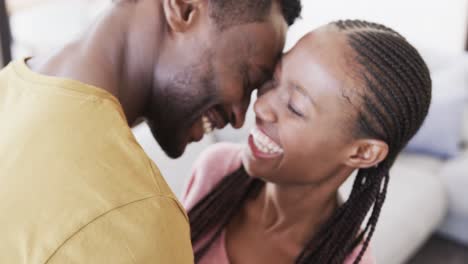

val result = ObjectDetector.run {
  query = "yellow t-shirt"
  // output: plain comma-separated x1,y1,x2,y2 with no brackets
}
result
0,60,194,264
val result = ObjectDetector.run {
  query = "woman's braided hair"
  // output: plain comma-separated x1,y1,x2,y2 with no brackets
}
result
188,20,432,264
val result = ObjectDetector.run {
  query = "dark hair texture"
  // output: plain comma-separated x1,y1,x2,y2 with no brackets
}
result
112,0,301,29
188,20,432,264
209,0,302,29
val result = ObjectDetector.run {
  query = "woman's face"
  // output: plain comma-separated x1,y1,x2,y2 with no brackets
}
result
241,26,361,185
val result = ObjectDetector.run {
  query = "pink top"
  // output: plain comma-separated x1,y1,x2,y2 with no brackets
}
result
182,143,376,264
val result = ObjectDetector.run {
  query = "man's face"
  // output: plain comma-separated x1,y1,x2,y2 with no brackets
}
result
148,3,287,158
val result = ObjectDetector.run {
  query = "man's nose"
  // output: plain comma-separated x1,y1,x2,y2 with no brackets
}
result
229,95,251,129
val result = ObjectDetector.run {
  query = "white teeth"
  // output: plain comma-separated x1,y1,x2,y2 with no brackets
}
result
202,116,213,134
250,127,284,155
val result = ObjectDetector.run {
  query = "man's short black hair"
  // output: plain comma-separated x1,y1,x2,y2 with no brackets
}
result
209,0,302,29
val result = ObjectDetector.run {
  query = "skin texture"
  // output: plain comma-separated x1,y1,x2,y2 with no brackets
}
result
27,0,287,158
226,25,389,264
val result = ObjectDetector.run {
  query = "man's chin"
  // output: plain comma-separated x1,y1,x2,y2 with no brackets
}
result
147,123,188,159
160,141,187,159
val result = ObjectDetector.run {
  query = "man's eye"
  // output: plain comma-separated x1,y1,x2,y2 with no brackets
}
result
288,102,303,117
258,80,275,96
243,76,251,90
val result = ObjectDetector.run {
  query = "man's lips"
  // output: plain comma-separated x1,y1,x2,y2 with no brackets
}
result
189,118,204,142
188,105,233,145
203,107,229,133
212,106,230,129
187,107,229,143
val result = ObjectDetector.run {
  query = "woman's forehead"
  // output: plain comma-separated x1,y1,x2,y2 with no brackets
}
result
285,29,351,86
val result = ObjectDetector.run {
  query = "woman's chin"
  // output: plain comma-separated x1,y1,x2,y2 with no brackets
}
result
242,163,283,184
241,147,278,180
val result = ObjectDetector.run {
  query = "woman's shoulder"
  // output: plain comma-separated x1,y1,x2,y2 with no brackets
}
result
181,142,244,210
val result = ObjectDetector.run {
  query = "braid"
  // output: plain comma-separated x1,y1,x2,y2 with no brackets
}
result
358,33,423,125
187,19,431,264
296,20,431,263
189,167,263,261
350,34,415,141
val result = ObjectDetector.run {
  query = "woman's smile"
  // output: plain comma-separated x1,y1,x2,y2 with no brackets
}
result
249,126,284,158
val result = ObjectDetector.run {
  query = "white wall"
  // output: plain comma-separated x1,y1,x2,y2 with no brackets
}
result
11,1,466,57
286,0,468,54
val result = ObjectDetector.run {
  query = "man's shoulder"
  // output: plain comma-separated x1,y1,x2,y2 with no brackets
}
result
0,176,190,264
45,195,193,264
0,137,184,263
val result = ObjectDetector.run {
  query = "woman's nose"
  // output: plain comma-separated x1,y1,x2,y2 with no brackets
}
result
253,90,277,123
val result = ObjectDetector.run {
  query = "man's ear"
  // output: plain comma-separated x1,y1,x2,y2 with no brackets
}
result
344,139,389,169
163,0,200,32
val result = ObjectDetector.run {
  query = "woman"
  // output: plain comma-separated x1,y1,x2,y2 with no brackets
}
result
183,20,432,264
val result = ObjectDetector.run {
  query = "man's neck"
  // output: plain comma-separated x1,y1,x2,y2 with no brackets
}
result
27,0,164,126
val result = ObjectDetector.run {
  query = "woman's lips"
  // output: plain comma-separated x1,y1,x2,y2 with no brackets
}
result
248,127,284,159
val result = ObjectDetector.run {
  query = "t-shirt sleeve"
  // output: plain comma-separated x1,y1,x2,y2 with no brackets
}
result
46,196,194,264
181,142,244,211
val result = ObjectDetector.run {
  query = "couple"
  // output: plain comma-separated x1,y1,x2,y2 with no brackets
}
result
0,0,431,263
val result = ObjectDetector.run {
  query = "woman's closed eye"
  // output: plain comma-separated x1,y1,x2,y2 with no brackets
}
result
287,101,304,117
286,82,316,119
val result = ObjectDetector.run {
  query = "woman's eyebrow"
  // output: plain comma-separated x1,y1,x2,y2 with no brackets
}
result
293,84,317,107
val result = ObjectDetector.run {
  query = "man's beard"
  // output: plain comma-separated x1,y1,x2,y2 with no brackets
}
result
147,60,217,158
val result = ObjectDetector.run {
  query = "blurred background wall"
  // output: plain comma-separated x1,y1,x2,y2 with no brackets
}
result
285,0,467,53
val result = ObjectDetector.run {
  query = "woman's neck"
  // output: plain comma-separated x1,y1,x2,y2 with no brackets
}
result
259,183,337,244
247,168,354,248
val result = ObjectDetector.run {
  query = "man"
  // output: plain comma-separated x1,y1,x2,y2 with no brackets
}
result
0,0,301,263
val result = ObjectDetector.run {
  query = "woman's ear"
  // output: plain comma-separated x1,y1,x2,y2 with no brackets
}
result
162,0,200,33
344,139,389,169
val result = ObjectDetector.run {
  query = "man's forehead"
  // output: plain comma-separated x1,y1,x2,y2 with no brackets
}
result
243,25,285,56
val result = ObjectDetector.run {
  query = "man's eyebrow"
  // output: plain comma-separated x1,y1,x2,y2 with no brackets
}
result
254,53,282,84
